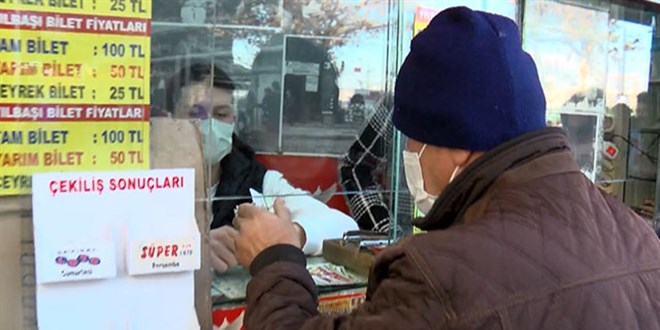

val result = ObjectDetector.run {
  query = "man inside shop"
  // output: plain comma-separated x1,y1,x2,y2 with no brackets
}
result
165,63,357,273
231,7,660,329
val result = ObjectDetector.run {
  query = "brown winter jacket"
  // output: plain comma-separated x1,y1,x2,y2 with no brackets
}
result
244,127,660,330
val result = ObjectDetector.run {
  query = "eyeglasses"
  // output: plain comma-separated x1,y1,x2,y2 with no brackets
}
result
189,104,210,120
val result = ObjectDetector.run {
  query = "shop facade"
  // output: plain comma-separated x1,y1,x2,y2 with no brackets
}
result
1,0,658,329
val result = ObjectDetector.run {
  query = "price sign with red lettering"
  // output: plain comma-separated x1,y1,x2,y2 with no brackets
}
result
0,0,152,195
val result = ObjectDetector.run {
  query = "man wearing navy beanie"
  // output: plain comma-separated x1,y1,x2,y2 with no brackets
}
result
230,7,660,329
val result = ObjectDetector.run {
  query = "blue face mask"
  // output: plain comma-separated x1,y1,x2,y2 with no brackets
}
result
200,118,233,164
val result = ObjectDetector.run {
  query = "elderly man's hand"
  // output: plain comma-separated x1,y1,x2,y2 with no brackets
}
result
234,198,302,269
209,226,239,273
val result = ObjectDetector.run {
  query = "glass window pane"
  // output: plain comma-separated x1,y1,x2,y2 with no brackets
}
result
203,0,401,291
523,0,609,180
523,0,659,227
523,1,609,114
604,1,659,228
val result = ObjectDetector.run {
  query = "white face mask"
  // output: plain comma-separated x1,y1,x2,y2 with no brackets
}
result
200,118,233,165
403,144,461,215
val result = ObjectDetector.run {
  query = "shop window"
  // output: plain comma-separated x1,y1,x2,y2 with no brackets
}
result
148,0,399,220
607,2,660,228
149,1,401,327
523,0,659,228
0,0,403,327
6,0,657,328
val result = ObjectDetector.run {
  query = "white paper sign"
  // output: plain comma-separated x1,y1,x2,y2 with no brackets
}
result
285,61,319,75
305,75,319,92
32,169,200,330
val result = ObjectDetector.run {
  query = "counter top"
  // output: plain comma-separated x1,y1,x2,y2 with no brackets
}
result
211,257,367,306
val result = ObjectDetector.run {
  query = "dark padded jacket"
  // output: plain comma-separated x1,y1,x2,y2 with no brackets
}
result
244,128,660,330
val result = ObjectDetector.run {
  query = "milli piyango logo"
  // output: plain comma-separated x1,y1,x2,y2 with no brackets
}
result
55,249,101,268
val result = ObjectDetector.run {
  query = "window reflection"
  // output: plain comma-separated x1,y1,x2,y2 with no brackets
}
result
524,0,659,226
145,0,657,303
153,0,281,26
148,1,402,241
604,2,658,226
523,1,609,113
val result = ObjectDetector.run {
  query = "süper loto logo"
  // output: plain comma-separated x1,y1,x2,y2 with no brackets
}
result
128,239,198,275
140,242,194,259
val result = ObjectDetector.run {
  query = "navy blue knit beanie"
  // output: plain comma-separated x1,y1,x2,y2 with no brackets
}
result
393,7,546,151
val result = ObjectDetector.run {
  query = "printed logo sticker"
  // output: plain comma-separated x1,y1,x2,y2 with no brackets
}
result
36,243,117,284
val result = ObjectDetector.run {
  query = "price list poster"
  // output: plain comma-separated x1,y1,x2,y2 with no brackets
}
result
0,0,152,196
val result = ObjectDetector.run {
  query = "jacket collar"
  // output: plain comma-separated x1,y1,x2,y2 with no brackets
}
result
416,127,578,231
211,135,266,229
